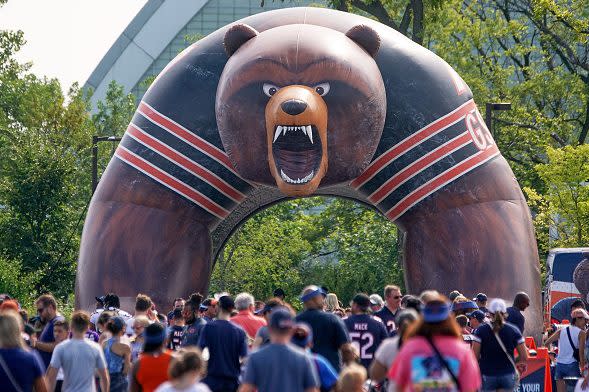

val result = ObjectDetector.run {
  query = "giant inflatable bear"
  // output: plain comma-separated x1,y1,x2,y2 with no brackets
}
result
77,7,541,335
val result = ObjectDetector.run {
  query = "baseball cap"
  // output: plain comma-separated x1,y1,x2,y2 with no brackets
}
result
369,294,384,307
299,285,327,303
291,323,313,348
467,310,486,322
423,301,452,323
488,298,507,314
219,295,235,311
269,307,294,331
473,293,488,302
452,300,478,311
571,308,589,320
352,293,371,309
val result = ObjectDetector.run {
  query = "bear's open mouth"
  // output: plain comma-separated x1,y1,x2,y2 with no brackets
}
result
272,124,322,185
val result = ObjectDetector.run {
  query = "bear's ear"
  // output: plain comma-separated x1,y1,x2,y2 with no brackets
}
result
224,24,259,57
345,25,380,58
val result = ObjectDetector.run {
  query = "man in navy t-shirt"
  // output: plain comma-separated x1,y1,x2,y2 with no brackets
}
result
344,293,389,369
198,295,247,392
295,285,352,372
374,285,402,335
506,292,530,334
31,294,64,369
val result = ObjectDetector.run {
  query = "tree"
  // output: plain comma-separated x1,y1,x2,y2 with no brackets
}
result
425,0,588,192
524,145,589,254
210,197,402,304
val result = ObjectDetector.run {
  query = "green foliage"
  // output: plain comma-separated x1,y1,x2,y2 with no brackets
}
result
210,198,401,304
524,145,589,254
92,80,136,137
0,256,40,309
0,17,133,301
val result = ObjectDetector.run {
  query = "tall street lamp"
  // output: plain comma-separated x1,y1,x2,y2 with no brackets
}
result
485,102,512,136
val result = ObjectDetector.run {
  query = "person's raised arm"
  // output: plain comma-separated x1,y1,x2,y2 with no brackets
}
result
543,328,561,346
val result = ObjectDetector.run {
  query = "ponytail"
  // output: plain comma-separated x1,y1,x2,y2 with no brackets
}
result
491,312,504,333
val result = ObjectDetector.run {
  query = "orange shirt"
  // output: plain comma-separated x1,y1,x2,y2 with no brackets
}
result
230,310,267,339
136,350,173,392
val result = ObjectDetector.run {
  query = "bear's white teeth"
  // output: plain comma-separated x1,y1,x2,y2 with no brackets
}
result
280,169,314,185
273,125,314,144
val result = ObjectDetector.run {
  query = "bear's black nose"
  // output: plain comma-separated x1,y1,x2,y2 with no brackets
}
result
281,99,307,116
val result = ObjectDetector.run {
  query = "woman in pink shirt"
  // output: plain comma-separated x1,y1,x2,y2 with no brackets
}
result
388,295,481,392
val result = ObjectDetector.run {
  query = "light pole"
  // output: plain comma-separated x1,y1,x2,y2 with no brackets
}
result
485,102,511,136
92,135,122,194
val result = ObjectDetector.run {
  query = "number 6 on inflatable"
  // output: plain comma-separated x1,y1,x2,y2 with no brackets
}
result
77,7,541,337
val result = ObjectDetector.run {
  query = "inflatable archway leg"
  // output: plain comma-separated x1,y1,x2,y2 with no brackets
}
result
397,158,542,336
75,161,212,311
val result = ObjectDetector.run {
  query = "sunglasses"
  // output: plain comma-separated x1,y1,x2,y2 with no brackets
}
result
393,296,402,299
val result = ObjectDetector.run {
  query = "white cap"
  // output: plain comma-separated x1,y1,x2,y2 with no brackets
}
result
370,294,384,306
572,308,589,320
488,298,507,314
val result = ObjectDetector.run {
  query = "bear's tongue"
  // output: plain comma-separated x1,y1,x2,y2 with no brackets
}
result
272,125,322,185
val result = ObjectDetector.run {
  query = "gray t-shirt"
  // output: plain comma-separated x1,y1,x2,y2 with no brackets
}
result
243,343,319,392
50,338,107,392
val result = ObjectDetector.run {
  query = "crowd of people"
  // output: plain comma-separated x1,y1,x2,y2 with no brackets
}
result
0,284,588,392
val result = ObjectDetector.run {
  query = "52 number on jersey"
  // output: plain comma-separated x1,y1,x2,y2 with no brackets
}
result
349,332,374,360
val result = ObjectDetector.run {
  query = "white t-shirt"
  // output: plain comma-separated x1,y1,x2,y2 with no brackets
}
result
557,325,582,365
374,335,401,368
155,381,212,392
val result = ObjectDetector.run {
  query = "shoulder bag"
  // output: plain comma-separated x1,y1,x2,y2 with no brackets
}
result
566,326,581,362
493,329,521,389
0,352,24,392
425,336,461,391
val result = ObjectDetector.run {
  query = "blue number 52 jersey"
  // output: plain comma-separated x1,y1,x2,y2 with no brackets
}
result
344,314,389,369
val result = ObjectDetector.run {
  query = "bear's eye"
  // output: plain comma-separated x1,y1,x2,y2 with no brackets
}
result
263,83,280,97
314,83,330,96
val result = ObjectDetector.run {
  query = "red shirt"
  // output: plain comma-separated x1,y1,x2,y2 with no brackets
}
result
230,310,267,339
136,350,173,392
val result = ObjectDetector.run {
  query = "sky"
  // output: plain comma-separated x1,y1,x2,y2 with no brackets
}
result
0,0,148,90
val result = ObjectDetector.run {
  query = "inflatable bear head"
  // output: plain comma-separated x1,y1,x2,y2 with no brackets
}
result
216,23,386,196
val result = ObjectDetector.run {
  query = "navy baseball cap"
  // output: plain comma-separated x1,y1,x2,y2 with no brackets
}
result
473,293,488,302
269,308,294,331
467,310,486,322
299,286,327,303
423,302,452,323
452,301,479,311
